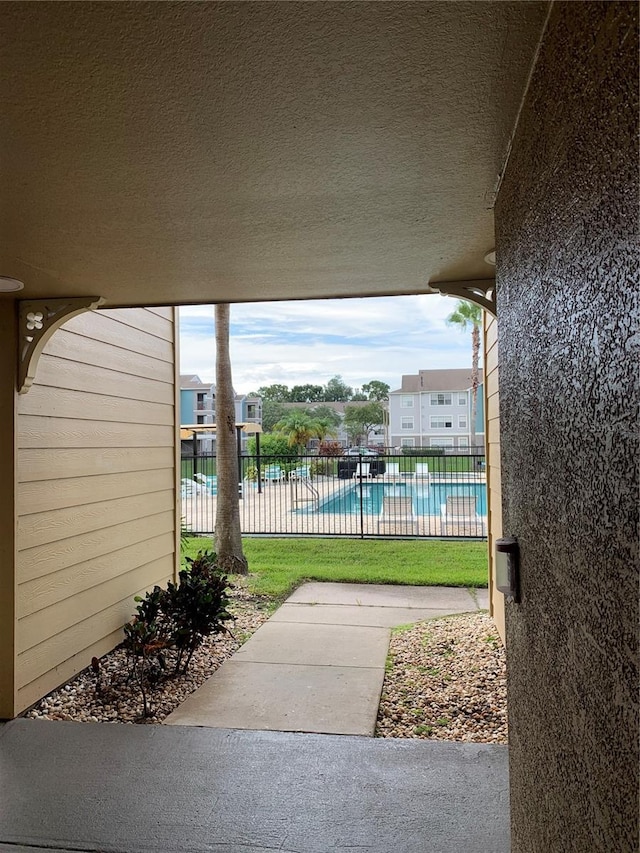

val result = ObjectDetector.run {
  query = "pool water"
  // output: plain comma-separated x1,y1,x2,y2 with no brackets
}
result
315,481,487,516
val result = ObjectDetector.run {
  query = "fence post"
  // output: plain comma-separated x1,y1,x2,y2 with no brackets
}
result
358,454,365,539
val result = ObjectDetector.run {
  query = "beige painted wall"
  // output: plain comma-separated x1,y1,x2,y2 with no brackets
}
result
14,307,178,713
484,313,505,644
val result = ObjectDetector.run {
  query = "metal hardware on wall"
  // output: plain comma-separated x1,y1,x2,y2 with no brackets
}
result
495,536,520,603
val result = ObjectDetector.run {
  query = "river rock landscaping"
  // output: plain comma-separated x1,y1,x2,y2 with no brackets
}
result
376,612,507,743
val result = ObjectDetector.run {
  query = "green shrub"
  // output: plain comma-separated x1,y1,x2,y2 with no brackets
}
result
401,446,445,457
123,550,233,715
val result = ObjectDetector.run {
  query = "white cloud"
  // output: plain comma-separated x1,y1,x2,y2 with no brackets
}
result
179,295,481,392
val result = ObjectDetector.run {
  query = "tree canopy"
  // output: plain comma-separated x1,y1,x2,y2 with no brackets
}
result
248,375,391,413
272,411,327,452
362,380,390,401
289,383,325,402
323,375,353,402
343,401,385,445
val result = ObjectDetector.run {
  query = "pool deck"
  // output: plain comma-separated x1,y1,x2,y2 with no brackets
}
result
183,472,487,537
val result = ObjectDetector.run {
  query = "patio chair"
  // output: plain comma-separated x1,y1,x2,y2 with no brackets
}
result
180,478,209,498
440,495,486,536
193,472,217,494
377,494,418,535
384,462,401,481
289,464,311,480
262,464,284,483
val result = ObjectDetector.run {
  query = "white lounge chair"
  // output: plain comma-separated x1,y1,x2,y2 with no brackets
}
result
384,462,401,481
440,495,486,536
180,478,209,498
378,494,418,535
415,463,430,478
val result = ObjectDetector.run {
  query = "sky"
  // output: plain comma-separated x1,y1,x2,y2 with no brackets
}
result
179,295,481,395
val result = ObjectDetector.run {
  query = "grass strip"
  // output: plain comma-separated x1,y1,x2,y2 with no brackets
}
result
184,536,487,601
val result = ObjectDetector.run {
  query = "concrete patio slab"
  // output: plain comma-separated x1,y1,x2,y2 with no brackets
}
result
232,621,390,667
269,602,462,627
165,660,384,734
287,581,482,610
0,719,510,853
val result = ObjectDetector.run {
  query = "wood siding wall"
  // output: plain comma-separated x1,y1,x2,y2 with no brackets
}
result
14,308,178,712
484,314,505,644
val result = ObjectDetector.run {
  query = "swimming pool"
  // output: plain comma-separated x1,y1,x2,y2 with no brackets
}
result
312,480,487,516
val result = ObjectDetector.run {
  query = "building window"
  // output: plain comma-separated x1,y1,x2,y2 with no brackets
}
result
430,393,452,406
458,437,469,448
458,415,467,429
401,437,415,447
401,417,414,430
458,393,467,406
401,395,414,408
196,415,205,424
431,437,454,448
430,417,453,429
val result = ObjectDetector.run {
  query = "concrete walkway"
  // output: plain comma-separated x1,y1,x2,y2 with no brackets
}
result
0,719,509,853
165,583,488,735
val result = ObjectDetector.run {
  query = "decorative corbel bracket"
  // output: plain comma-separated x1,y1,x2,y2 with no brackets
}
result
425,279,496,317
18,296,105,393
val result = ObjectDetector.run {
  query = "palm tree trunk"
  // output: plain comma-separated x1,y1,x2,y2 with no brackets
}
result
470,323,480,447
214,304,248,575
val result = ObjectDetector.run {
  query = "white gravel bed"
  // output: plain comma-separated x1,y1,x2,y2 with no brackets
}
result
24,581,272,724
376,612,507,743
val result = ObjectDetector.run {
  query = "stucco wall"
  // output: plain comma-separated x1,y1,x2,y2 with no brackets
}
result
15,307,178,712
495,3,638,850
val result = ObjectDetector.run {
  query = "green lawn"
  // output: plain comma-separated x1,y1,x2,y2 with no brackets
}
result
183,536,488,601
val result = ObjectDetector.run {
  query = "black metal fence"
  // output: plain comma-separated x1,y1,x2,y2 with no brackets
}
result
181,451,487,539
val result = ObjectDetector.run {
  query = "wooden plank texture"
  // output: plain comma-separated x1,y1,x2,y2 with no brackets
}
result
33,356,174,404
62,312,174,362
18,386,174,426
98,308,174,340
18,491,173,549
17,511,176,583
18,447,174,483
18,417,173,449
43,332,175,383
17,533,175,618
16,576,173,688
18,469,174,516
18,554,175,651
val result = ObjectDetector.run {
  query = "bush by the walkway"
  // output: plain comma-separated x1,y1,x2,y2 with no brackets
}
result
123,550,233,715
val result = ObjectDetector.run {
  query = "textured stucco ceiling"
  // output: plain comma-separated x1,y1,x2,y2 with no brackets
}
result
0,2,548,307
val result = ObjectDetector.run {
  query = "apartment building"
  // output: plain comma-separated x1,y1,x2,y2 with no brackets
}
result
179,375,262,452
388,369,484,449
